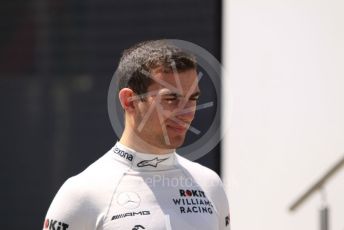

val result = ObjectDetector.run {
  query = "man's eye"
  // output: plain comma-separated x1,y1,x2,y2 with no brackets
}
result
190,97,200,101
164,97,177,101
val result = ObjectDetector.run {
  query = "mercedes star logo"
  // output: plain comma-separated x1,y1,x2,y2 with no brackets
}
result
117,192,141,209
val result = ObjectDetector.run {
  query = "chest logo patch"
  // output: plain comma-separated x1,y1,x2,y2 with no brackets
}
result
172,189,214,215
117,192,141,209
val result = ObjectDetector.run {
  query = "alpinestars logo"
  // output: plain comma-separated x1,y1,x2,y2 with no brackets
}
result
172,189,214,214
113,147,133,161
137,157,168,167
111,211,150,221
43,219,69,230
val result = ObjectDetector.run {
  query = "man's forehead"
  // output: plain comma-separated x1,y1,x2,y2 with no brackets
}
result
157,87,199,95
147,69,199,95
149,69,198,87
151,68,197,79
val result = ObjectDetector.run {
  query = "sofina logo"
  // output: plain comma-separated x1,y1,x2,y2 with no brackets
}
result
113,147,133,161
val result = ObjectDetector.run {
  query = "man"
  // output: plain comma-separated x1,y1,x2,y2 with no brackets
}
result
43,40,230,230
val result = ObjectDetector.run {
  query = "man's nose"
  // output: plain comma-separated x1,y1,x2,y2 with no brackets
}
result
175,101,196,120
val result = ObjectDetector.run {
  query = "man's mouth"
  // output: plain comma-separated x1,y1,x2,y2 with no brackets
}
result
166,122,189,134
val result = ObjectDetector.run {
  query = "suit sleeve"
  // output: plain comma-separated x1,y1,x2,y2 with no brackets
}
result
42,177,99,230
213,175,231,230
219,184,231,230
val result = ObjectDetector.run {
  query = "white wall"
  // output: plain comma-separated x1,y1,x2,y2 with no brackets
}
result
222,0,344,229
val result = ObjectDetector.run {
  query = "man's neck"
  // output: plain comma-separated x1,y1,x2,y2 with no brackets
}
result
120,130,174,155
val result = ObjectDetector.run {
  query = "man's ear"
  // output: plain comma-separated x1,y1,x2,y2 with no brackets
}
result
119,88,135,112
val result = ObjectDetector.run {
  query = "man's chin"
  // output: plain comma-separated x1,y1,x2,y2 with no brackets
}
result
137,133,186,151
150,137,185,150
165,136,186,149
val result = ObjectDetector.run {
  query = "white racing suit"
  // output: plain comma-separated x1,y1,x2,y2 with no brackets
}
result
43,142,230,230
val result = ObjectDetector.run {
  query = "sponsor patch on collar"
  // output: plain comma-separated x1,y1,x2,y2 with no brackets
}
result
137,157,169,167
113,147,134,162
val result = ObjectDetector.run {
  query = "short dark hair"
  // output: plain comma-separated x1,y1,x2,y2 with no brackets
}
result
116,40,197,95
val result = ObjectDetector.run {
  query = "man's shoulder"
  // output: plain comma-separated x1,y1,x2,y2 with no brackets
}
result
175,154,228,209
78,148,124,177
57,148,127,200
175,154,221,183
48,148,128,213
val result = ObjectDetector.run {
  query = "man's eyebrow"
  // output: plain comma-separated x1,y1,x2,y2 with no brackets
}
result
190,91,201,97
160,92,180,97
160,91,201,97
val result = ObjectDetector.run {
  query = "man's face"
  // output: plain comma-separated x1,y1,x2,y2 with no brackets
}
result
133,68,200,150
